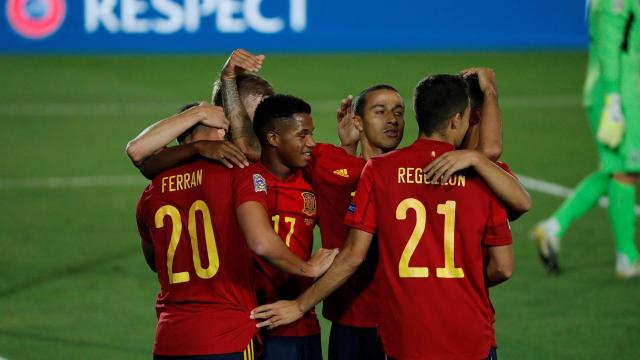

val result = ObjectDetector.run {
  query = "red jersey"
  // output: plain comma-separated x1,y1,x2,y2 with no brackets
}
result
345,139,512,360
304,143,379,328
253,162,320,337
136,160,267,356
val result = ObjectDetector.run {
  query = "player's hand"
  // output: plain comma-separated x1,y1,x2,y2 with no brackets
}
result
460,67,497,95
196,102,229,129
307,248,339,277
337,95,360,147
423,150,481,184
597,93,625,148
250,300,304,330
194,140,250,168
220,49,265,80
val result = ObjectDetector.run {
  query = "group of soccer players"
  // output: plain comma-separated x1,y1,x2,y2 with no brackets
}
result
127,48,532,359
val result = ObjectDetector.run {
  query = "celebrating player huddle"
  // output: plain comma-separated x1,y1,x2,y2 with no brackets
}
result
127,49,531,360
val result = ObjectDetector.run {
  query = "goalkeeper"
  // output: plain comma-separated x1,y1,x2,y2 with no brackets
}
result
531,0,640,278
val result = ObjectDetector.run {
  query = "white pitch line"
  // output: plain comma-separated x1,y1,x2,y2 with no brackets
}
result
518,174,640,216
0,95,581,117
1,172,638,217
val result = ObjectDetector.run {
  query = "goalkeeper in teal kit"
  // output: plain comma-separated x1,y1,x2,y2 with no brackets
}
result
531,0,640,278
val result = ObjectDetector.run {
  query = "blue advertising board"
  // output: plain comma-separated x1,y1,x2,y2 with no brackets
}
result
1,0,588,53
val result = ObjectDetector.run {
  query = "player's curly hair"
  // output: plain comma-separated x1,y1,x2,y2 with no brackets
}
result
414,74,469,136
465,74,484,109
252,94,312,145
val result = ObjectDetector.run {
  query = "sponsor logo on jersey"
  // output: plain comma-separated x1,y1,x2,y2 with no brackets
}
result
253,174,267,193
6,0,66,39
333,168,349,178
301,191,316,216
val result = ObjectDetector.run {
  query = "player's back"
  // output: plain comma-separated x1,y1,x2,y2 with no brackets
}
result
136,159,258,356
349,139,512,359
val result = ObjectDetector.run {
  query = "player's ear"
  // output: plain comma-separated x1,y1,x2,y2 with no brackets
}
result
451,112,462,130
266,130,279,147
352,115,364,132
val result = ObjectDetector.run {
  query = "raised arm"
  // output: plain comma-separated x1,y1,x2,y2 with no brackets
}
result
220,49,264,161
126,102,228,167
423,150,531,217
461,68,502,161
250,228,373,329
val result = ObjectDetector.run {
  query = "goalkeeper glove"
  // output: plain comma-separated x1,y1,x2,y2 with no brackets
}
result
597,93,625,149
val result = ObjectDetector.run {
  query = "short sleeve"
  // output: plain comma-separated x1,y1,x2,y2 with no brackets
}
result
483,195,513,246
344,159,377,234
232,165,269,210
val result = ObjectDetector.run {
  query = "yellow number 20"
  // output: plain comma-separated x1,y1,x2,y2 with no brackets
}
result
155,200,220,284
396,198,464,279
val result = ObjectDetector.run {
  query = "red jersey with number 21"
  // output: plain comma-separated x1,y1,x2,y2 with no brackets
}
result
345,139,512,360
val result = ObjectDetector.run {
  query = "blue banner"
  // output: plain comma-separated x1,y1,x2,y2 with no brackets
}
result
1,0,588,53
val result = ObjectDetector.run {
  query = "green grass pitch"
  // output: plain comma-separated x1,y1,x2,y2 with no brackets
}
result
0,52,639,359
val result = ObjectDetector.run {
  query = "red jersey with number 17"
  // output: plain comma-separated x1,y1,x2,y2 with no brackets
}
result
136,160,267,356
304,143,378,328
252,162,321,337
345,139,512,360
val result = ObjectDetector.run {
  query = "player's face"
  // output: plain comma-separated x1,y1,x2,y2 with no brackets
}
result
360,89,405,151
242,93,266,121
276,113,316,169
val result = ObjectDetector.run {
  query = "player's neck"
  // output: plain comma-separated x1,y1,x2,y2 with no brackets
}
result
419,132,454,145
360,135,383,161
260,153,293,180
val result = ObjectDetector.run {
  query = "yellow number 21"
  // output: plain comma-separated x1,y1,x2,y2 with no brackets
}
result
396,198,464,279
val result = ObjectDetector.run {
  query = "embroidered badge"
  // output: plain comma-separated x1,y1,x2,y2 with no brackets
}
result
253,174,267,193
301,192,316,216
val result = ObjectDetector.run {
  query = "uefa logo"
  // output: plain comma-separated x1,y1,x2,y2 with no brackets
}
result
6,0,66,39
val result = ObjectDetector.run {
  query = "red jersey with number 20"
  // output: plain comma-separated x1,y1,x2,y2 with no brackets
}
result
253,162,320,337
136,160,267,356
345,139,512,360
304,143,378,328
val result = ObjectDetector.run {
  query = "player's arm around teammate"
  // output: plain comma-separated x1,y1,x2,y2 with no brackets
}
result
424,68,532,217
125,102,250,179
251,228,373,329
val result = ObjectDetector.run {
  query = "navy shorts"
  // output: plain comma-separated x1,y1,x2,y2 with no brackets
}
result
328,323,384,360
259,334,322,360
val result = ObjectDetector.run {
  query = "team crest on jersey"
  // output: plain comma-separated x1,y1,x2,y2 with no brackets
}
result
6,0,66,39
253,174,267,193
301,192,316,216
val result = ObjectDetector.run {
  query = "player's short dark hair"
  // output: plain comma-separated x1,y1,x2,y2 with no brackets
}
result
253,94,312,145
211,73,275,105
354,84,400,117
176,102,201,145
465,74,484,109
414,74,469,136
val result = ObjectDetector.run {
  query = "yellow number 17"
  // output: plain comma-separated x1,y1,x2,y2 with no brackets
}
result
396,198,464,279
